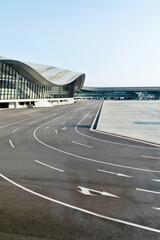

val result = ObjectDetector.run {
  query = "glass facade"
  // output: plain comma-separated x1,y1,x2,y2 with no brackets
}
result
0,62,74,100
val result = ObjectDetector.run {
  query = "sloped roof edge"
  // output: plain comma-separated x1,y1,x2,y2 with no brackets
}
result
0,57,85,90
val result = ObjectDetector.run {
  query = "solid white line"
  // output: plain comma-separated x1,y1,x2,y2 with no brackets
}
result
72,141,92,148
151,179,160,182
34,131,160,173
153,207,160,211
12,128,19,133
44,126,49,129
97,169,132,178
1,173,160,234
33,128,160,173
35,160,64,172
136,188,160,195
32,107,160,173
55,129,58,134
141,156,160,160
9,140,15,148
75,112,160,150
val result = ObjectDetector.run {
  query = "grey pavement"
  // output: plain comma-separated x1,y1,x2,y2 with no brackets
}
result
97,100,160,145
0,100,160,240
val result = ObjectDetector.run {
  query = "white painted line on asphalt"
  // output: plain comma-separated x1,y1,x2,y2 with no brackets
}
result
72,141,92,148
35,160,64,172
77,186,119,198
62,127,67,130
153,207,160,211
141,155,160,160
33,109,160,173
0,105,73,130
75,111,160,149
9,140,15,148
97,169,132,178
136,188,160,195
12,128,19,133
61,121,66,125
151,179,160,182
34,127,160,173
44,126,49,129
55,129,58,134
1,173,160,234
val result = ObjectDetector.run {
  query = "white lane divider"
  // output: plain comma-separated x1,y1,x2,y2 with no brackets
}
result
136,188,160,195
97,169,132,178
45,126,49,129
9,140,15,148
153,207,160,211
33,110,160,173
1,173,160,234
12,128,19,133
33,127,160,173
72,141,92,149
55,129,58,134
141,156,160,160
77,186,119,198
151,179,160,182
35,160,64,172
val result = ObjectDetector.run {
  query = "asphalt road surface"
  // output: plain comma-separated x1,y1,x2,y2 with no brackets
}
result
0,100,160,240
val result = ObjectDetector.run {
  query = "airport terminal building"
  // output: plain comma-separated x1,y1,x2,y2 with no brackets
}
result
0,57,85,108
75,86,160,100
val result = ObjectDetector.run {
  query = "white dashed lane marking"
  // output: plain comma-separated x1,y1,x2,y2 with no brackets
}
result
141,155,160,160
9,140,15,148
12,128,19,133
72,141,92,148
35,160,64,172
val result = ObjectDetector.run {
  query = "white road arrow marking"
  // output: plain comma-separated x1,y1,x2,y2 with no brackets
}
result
77,186,119,198
1,173,160,233
153,207,160,211
97,169,132,178
62,127,67,130
151,179,160,182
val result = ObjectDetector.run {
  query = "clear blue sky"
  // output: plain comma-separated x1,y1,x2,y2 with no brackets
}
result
0,0,160,87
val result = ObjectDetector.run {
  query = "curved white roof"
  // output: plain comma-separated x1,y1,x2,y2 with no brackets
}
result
0,57,85,90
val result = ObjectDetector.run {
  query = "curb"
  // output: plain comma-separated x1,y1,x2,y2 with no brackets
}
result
90,102,160,148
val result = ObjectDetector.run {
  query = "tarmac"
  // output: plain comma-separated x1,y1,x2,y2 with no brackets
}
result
97,100,160,145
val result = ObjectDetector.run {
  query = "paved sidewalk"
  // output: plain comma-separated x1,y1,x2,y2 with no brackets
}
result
97,100,160,145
